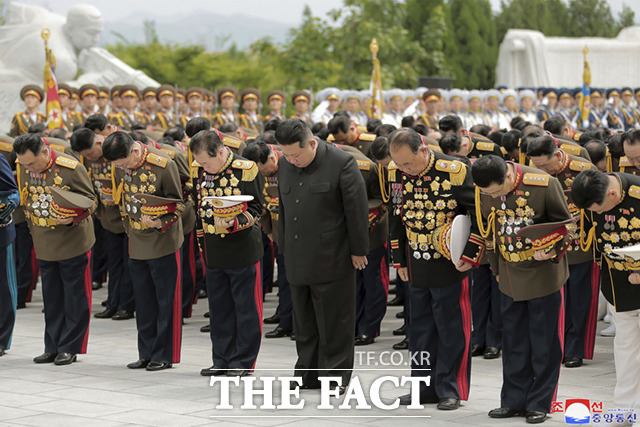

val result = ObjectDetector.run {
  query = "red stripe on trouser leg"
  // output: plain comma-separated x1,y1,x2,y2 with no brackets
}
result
27,248,38,302
251,260,263,371
584,262,600,359
456,277,471,400
381,242,389,296
553,287,565,402
81,250,93,353
172,251,183,363
188,232,196,304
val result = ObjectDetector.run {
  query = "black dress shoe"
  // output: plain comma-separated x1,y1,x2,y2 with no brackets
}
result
471,344,486,357
265,327,293,338
94,308,116,319
290,332,296,341
564,357,583,368
146,361,172,371
34,352,57,363
387,296,404,306
17,302,26,309
112,310,134,320
437,397,460,410
354,334,374,345
483,346,501,359
393,338,408,350
0,349,5,356
227,369,249,377
201,365,227,376
488,407,526,418
101,300,107,307
393,325,406,336
525,411,547,424
395,311,404,319
398,393,439,405
54,352,77,365
92,281,103,290
204,312,210,318
200,324,211,333
263,313,280,324
127,359,149,369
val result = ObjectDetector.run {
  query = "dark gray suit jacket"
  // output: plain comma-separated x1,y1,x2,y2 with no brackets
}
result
278,140,369,285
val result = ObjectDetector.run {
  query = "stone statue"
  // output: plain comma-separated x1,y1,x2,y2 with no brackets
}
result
495,28,640,89
0,2,158,133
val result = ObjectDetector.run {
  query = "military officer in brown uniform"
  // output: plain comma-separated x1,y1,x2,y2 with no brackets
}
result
212,87,238,129
238,89,263,132
9,85,46,137
327,115,376,160
571,168,640,414
472,155,572,424
70,128,135,320
110,85,149,131
103,131,184,371
179,87,205,128
14,133,97,365
190,130,264,377
242,140,293,338
290,90,313,127
263,90,285,124
276,118,369,392
418,89,441,129
58,83,82,130
73,84,100,124
153,85,178,131
388,128,485,410
439,115,507,159
184,117,246,156
527,135,599,368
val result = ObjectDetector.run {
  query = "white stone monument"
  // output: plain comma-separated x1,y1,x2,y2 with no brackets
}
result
495,28,640,89
0,2,158,133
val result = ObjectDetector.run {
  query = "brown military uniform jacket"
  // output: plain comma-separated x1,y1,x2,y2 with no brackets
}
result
552,151,593,265
110,111,150,131
153,110,178,130
260,145,282,245
582,173,640,312
211,112,239,129
158,143,195,234
389,149,485,288
84,156,124,234
467,132,508,159
618,156,640,175
9,110,46,137
112,145,184,260
18,150,96,261
192,151,264,269
238,113,263,131
478,163,572,301
337,131,376,161
418,113,439,128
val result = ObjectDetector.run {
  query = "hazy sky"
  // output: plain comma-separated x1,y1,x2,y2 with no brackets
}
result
15,0,640,24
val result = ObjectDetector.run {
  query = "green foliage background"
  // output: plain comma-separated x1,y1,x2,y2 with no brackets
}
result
106,0,635,96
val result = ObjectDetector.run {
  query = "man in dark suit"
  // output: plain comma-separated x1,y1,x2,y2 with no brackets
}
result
276,119,369,392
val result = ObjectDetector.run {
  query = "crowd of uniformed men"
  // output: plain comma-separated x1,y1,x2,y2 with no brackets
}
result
1,82,640,424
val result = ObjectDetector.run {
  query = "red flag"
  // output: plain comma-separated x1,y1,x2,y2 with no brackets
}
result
44,64,62,129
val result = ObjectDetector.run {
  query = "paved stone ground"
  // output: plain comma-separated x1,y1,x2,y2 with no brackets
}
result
0,282,618,427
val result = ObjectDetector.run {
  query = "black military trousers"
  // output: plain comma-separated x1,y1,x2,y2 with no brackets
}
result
500,289,563,413
356,244,388,337
471,264,503,349
262,233,274,296
564,261,599,360
273,244,292,330
39,251,92,354
129,251,182,364
290,271,356,387
14,221,37,304
105,231,134,312
409,278,472,401
91,218,108,284
0,243,17,350
181,230,197,318
206,261,263,369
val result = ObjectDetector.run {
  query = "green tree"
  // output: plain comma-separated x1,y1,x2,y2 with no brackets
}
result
495,0,570,43
448,0,498,88
406,0,451,77
615,4,636,32
567,0,616,37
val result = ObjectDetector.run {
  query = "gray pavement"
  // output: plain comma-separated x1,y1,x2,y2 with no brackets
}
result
0,284,618,427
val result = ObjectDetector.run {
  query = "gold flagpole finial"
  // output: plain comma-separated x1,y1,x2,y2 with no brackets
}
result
583,45,589,58
41,26,50,43
370,38,379,58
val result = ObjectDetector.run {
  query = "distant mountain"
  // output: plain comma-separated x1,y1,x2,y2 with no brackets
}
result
100,9,294,51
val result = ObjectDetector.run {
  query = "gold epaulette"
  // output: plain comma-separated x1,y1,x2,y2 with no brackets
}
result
55,156,78,169
560,143,581,156
620,156,633,168
50,144,66,153
476,141,496,152
359,133,376,142
629,185,640,200
428,143,443,153
232,159,259,181
146,152,168,168
569,160,592,172
387,161,398,181
222,136,241,149
0,141,12,153
435,159,466,185
357,159,371,171
500,146,508,156
573,132,583,142
522,173,549,186
160,148,176,159
327,134,335,142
